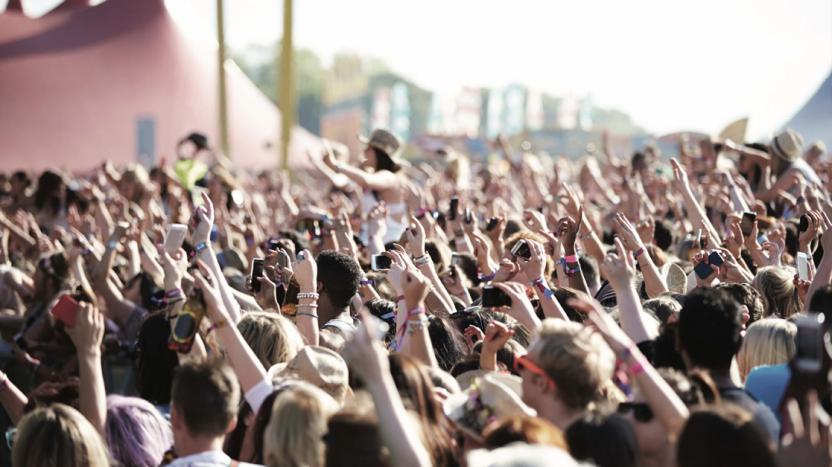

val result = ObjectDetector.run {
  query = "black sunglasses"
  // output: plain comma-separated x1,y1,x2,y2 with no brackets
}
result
618,402,654,423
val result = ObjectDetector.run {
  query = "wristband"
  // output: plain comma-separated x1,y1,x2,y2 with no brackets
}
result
394,295,405,303
408,306,426,317
165,288,184,299
629,360,645,376
562,254,579,264
296,292,320,301
194,241,209,253
560,258,580,276
532,278,555,299
360,279,374,286
633,247,645,259
413,254,431,266
478,271,496,282
406,318,428,334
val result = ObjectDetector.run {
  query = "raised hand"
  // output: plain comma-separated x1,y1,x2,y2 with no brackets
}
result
256,266,280,310
294,249,317,293
192,191,214,245
481,321,515,357
516,239,546,283
405,215,427,258
556,209,583,254
614,212,644,252
523,209,548,233
600,238,636,291
65,302,105,356
569,294,632,354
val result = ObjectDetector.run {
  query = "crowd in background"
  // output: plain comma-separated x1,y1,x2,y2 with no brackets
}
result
0,126,831,467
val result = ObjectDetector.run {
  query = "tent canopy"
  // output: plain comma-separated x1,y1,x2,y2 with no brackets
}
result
0,0,318,171
783,71,832,146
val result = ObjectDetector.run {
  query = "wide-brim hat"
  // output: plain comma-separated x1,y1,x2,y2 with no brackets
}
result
770,128,804,162
443,373,536,442
268,346,349,404
662,262,688,295
358,128,402,157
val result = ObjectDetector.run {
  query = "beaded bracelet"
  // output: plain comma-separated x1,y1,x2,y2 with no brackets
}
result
407,318,428,334
413,254,431,266
296,292,320,300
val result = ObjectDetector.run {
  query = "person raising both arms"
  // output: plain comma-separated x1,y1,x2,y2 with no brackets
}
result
322,128,409,243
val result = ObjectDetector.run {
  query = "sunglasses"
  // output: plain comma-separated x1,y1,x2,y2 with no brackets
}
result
618,402,654,423
514,354,556,391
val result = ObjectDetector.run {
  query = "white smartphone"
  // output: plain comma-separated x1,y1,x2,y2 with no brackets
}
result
797,252,811,281
794,314,824,373
164,224,188,255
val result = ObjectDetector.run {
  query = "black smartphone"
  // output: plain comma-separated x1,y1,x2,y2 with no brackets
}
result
481,285,511,308
371,254,392,271
449,197,459,220
799,214,809,233
794,314,823,373
694,261,714,280
486,217,499,231
708,251,724,267
464,208,473,224
251,258,265,292
511,240,532,260
740,212,757,237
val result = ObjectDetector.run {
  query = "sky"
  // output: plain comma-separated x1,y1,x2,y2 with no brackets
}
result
16,0,832,139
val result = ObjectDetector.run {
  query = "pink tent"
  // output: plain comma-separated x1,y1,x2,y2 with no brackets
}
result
0,0,318,171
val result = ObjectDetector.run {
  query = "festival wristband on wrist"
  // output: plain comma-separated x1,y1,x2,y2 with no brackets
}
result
408,306,426,318
194,242,209,253
633,247,645,259
532,277,555,299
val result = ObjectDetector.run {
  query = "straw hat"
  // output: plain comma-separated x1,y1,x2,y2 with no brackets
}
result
358,128,402,157
663,263,688,295
443,373,536,442
268,346,349,404
770,128,804,161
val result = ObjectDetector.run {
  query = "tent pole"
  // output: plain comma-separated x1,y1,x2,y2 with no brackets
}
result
216,0,230,158
278,0,294,172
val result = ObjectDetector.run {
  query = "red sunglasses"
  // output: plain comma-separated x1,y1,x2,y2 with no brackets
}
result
515,354,556,391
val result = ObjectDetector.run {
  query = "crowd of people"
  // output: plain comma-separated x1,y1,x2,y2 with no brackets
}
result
0,125,831,467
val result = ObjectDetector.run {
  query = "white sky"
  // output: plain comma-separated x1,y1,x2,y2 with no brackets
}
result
89,1,832,138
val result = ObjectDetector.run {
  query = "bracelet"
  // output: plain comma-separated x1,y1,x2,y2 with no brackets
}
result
165,288,184,298
408,306,426,317
559,258,580,276
629,360,645,376
194,242,209,253
360,279,374,286
296,292,320,300
406,318,428,334
633,247,645,259
562,254,579,264
297,303,319,309
478,272,496,282
296,311,319,319
206,319,227,335
164,295,186,307
412,254,431,266
531,278,555,299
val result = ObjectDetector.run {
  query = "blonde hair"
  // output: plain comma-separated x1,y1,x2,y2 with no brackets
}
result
751,266,801,318
13,404,111,467
737,318,796,380
533,319,615,409
238,312,304,368
264,383,339,467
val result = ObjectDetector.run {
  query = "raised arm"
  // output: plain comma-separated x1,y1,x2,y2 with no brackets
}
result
670,159,722,247
343,311,432,467
516,240,569,321
66,302,107,434
615,213,668,298
601,239,658,343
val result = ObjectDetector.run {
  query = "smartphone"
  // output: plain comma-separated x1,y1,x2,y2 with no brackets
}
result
164,224,188,255
799,214,810,233
464,208,473,225
371,254,392,271
481,285,511,308
251,258,265,293
168,290,205,354
741,212,757,237
277,250,291,270
797,252,811,281
793,314,823,373
486,217,499,231
267,238,280,251
51,294,80,328
694,261,714,280
511,240,532,260
708,251,724,267
449,197,459,220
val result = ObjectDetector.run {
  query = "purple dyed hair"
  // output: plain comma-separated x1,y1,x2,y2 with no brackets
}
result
105,395,173,467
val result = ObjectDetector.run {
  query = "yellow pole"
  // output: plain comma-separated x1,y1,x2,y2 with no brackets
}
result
278,0,295,171
216,0,230,157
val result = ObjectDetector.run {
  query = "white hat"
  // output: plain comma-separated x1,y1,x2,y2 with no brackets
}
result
770,128,804,161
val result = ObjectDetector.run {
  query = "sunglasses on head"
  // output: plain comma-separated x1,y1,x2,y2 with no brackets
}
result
618,401,654,423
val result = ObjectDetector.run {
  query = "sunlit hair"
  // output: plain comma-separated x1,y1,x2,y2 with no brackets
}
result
105,395,172,467
533,319,615,409
677,404,777,467
13,404,111,467
263,383,338,467
238,312,304,368
751,266,801,318
736,318,796,380
483,415,566,450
